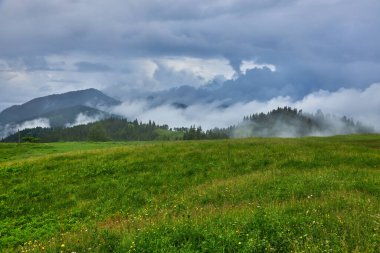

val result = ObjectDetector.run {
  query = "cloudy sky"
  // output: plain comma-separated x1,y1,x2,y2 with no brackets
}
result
1,0,380,128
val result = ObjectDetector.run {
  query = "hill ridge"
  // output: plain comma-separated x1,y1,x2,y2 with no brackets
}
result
0,88,120,125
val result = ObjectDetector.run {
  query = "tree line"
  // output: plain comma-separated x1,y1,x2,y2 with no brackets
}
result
1,107,374,142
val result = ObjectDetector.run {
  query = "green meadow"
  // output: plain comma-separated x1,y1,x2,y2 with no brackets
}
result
1,135,380,252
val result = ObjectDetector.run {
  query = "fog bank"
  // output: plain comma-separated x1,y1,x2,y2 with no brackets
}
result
108,83,380,132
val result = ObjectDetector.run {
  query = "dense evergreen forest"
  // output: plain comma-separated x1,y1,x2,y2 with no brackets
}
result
1,107,374,142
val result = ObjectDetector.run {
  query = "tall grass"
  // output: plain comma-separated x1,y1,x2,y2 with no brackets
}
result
0,135,379,252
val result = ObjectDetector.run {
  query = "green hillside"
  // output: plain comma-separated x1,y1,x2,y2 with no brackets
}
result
1,135,380,252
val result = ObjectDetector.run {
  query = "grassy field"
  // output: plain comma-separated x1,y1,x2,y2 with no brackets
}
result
0,135,380,252
0,142,139,163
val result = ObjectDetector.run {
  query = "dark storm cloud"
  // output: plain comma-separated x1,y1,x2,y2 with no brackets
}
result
49,79,82,84
2,0,379,60
75,62,111,72
21,56,65,71
22,56,50,71
0,0,380,108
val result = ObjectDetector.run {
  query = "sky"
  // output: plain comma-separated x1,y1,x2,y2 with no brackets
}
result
1,0,380,129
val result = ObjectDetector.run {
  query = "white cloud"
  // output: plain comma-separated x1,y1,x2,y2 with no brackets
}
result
293,83,380,129
0,118,50,139
109,97,293,130
18,118,50,130
240,60,276,74
160,57,235,84
65,113,104,127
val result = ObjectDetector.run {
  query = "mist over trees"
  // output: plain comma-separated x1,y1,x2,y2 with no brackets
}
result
231,107,373,138
183,107,374,139
1,107,375,142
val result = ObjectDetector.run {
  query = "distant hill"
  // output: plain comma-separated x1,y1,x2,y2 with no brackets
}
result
0,88,121,138
0,88,120,125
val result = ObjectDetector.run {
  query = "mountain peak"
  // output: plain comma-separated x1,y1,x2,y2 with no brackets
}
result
0,88,120,125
